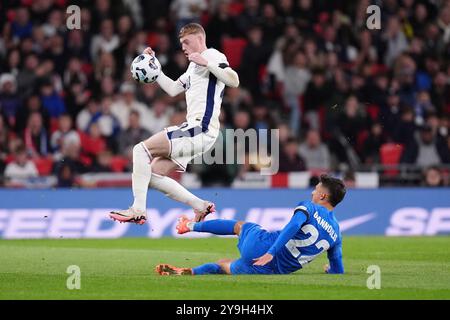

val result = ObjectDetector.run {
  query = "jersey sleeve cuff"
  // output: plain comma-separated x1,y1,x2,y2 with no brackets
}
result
293,206,310,220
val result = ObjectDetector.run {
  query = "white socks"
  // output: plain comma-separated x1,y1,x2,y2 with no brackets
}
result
186,222,195,231
149,173,206,211
130,141,207,213
131,143,152,212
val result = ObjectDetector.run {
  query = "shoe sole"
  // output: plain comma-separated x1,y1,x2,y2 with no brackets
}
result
155,264,191,276
195,203,216,222
109,212,146,225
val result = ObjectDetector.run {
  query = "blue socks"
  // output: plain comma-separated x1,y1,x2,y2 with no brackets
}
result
189,220,237,275
193,219,237,235
192,263,224,275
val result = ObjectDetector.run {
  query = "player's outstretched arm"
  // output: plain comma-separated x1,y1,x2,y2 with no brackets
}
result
142,47,184,97
156,72,185,97
325,241,344,274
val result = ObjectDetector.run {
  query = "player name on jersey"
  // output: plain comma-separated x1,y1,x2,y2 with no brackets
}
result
313,211,338,242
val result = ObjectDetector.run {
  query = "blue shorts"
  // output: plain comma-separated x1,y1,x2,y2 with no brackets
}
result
230,223,279,275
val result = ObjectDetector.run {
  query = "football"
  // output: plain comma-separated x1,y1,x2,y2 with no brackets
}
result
130,53,161,83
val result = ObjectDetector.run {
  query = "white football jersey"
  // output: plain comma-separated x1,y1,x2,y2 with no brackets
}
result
177,48,229,135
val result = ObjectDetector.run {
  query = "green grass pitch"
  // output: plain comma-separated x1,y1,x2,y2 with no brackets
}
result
0,237,449,299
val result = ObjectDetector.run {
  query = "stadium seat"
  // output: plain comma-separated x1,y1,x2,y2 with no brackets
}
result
366,104,380,121
33,157,54,176
221,37,247,69
110,156,129,173
146,32,159,48
50,118,59,134
228,1,244,16
379,143,404,177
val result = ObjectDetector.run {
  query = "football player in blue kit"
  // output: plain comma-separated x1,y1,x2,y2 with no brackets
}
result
156,174,346,276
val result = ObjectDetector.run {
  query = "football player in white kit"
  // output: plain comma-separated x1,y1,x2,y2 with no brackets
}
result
110,23,239,225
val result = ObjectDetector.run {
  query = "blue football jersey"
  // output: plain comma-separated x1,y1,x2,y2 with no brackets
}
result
274,200,343,274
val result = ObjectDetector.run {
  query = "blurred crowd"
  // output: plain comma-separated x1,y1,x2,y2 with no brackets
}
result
0,0,449,187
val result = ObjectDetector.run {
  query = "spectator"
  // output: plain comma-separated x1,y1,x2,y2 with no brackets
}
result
53,142,90,176
437,5,450,45
171,0,207,36
401,124,450,166
261,3,283,45
206,0,238,49
233,109,252,156
342,170,356,188
430,71,450,115
252,104,274,148
90,19,120,62
152,33,172,68
64,77,91,120
11,7,33,40
303,68,332,130
266,24,301,88
97,96,122,144
23,111,49,158
15,95,51,134
240,25,272,99
94,52,117,82
80,122,107,161
299,129,331,170
336,95,368,147
56,163,77,188
410,3,430,38
236,0,262,35
422,165,445,187
383,16,409,67
42,34,66,76
0,114,10,173
4,146,38,180
97,75,116,98
111,82,152,131
136,82,162,107
76,99,100,133
91,150,114,173
164,50,189,80
362,122,386,165
2,49,21,75
380,90,401,139
0,73,21,128
39,78,66,119
50,114,81,159
66,29,90,61
221,87,252,124
146,99,173,135
63,57,88,90
279,137,305,172
17,54,39,98
393,106,417,145
116,14,135,45
118,110,150,155
283,50,311,134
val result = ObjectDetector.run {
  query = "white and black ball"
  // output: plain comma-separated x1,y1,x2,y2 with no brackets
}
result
130,54,161,84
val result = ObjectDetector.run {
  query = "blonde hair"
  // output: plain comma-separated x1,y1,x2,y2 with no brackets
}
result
178,23,206,38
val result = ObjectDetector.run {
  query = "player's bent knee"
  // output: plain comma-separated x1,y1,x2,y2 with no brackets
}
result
217,261,232,275
142,131,170,157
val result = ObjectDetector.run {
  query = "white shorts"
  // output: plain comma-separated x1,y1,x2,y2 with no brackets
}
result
165,121,218,172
